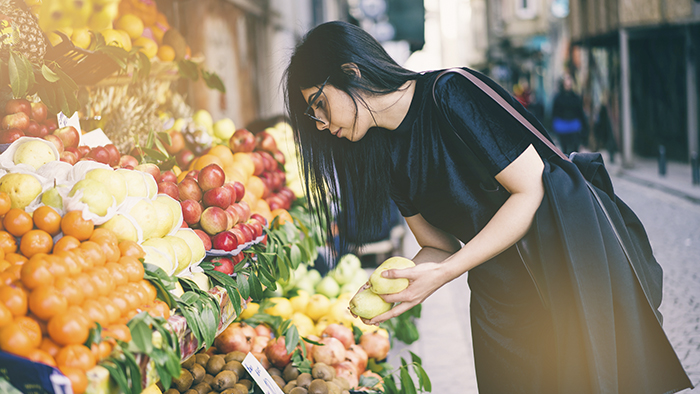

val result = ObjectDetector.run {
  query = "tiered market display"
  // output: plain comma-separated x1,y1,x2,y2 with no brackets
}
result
0,1,431,393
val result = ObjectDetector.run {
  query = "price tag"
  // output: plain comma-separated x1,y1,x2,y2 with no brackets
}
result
241,353,284,394
57,112,81,133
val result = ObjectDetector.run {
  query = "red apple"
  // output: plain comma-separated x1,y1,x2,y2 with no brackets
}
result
43,118,58,133
229,227,246,245
77,145,91,158
200,206,229,235
158,182,179,200
5,98,31,117
229,128,256,153
1,112,30,130
60,150,78,165
232,253,245,266
25,120,46,137
30,102,48,123
86,146,111,164
250,152,264,176
185,170,199,181
259,151,277,172
104,144,120,167
177,178,202,202
162,129,185,155
266,195,285,211
232,181,245,202
225,205,240,226
224,210,235,230
130,146,145,160
250,213,268,227
176,149,195,169
211,232,238,252
248,221,263,238
234,223,254,243
193,229,212,251
181,199,203,225
198,163,225,191
238,201,251,222
211,256,235,274
135,163,161,183
119,154,138,168
53,126,80,149
255,131,278,153
43,134,64,153
160,171,177,183
64,147,81,158
202,186,232,209
272,150,286,165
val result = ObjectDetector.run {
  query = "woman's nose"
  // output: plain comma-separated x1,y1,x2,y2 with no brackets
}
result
315,118,329,130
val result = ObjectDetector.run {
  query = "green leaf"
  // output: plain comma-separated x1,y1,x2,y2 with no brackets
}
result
201,69,226,92
100,361,130,394
236,273,250,300
96,46,129,69
142,147,169,161
178,59,199,80
277,249,290,282
400,362,418,394
8,52,29,97
289,244,302,269
154,137,170,157
40,65,59,82
158,131,172,146
137,51,151,79
352,325,363,344
146,128,155,148
383,376,399,394
53,66,78,92
284,324,300,354
200,306,218,348
128,318,153,354
248,274,263,301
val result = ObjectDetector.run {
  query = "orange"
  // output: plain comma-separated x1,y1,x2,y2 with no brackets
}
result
0,302,12,328
91,341,112,361
40,337,61,358
151,299,170,320
56,344,96,372
81,299,109,328
59,366,88,394
105,262,128,287
97,296,120,325
246,176,266,200
89,228,118,245
118,256,144,282
232,152,255,178
114,14,144,40
0,231,17,253
115,286,140,311
32,206,62,236
54,235,81,253
103,324,131,342
4,209,33,237
20,229,54,257
5,253,27,266
48,311,90,346
108,292,129,317
87,267,114,297
0,192,11,216
133,36,157,58
27,348,57,366
0,260,8,272
79,241,106,267
193,155,224,171
209,145,235,167
157,44,175,61
0,271,16,285
0,284,28,316
60,211,94,241
138,280,157,303
54,276,84,306
90,233,120,263
54,251,81,277
0,322,34,357
45,255,68,278
118,240,145,259
73,273,98,301
20,258,54,289
29,286,68,321
14,315,42,347
271,208,293,225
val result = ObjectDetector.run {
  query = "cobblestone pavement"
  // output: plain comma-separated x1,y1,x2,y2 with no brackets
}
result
387,172,700,393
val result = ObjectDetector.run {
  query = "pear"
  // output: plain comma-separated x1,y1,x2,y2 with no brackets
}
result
164,235,193,274
117,169,149,198
142,245,175,275
190,272,211,291
142,237,177,266
349,288,392,320
369,256,415,295
173,229,206,266
69,179,114,216
129,199,158,240
41,187,64,211
151,199,175,239
85,168,127,206
99,214,139,242
13,140,56,169
0,173,42,209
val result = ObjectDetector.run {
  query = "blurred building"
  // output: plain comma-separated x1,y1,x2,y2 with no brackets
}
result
569,0,700,164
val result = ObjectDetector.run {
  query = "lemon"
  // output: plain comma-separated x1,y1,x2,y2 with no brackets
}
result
115,14,144,40
290,290,310,313
240,302,259,320
263,297,293,320
100,29,125,48
71,28,93,49
157,44,175,62
305,294,331,322
133,36,158,59
117,30,132,51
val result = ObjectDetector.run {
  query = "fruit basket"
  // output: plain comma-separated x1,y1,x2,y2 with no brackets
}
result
43,32,121,86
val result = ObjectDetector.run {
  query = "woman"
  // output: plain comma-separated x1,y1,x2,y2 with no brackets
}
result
551,74,588,154
284,21,691,393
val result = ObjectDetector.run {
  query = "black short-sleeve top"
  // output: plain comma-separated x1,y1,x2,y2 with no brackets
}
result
388,68,548,244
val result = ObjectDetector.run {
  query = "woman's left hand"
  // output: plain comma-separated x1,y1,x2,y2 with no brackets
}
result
362,262,447,325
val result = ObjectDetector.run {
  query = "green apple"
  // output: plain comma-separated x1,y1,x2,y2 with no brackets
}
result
349,288,392,320
0,173,43,209
85,168,127,206
315,276,340,299
13,139,57,169
99,214,139,242
164,235,192,274
142,245,175,275
150,198,175,239
192,109,213,134
305,269,322,287
172,229,206,267
68,179,113,217
142,237,177,267
213,118,235,140
369,256,416,295
129,199,158,240
117,169,149,198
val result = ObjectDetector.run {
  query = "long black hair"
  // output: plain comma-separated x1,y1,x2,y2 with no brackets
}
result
284,21,419,260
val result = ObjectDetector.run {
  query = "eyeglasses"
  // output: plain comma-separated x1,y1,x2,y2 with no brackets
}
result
304,76,330,124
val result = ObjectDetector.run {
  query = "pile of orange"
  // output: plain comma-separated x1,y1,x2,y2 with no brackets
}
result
0,196,171,394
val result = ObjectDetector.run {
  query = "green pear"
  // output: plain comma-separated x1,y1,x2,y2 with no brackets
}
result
369,256,415,295
117,169,149,198
129,199,157,240
150,199,175,239
99,214,139,242
349,288,392,320
0,173,43,210
315,276,340,299
41,187,64,210
172,229,206,266
69,179,113,217
164,235,192,274
85,168,127,206
13,140,56,169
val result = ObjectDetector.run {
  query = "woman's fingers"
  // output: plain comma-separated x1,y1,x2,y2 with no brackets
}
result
381,266,416,280
367,300,419,325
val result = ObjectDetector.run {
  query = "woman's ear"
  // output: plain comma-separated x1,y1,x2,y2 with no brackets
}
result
341,63,361,79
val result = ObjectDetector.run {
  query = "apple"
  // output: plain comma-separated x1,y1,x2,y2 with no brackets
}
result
176,149,195,169
130,146,145,160
229,226,247,245
161,171,177,183
259,151,277,172
266,195,285,211
177,178,202,202
185,170,199,181
192,229,212,251
255,131,278,153
53,126,80,148
2,112,30,130
248,221,263,238
232,181,245,202
250,152,264,176
228,128,256,153
234,223,254,243
250,213,268,227
272,150,286,165
202,186,231,209
198,163,225,191
30,102,48,123
158,181,179,200
232,253,245,266
211,232,238,252
78,146,91,158
200,206,228,235
135,163,161,183
238,201,251,222
0,128,24,143
213,119,236,141
103,144,120,167
180,199,203,225
43,134,64,153
43,118,58,133
224,210,235,230
5,98,31,117
118,155,138,168
222,183,238,203
211,256,235,274
224,205,240,226
60,150,78,164
85,146,111,164
24,120,44,137
161,129,185,155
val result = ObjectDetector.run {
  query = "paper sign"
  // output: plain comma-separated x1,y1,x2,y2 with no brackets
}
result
80,129,113,148
241,352,284,394
57,112,81,133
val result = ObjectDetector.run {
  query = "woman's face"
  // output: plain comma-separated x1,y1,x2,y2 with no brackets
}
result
300,84,374,142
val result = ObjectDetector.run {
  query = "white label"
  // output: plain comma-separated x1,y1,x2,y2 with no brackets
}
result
241,352,284,394
57,112,81,133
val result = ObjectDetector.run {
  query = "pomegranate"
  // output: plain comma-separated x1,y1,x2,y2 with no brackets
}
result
252,352,271,369
264,337,293,368
312,336,346,366
334,360,359,388
359,332,390,360
361,370,384,389
232,322,256,342
254,323,272,338
322,323,355,349
304,334,319,361
214,325,252,354
251,335,270,353
345,344,368,374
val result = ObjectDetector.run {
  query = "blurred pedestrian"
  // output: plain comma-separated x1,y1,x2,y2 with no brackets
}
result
551,74,587,154
284,21,691,394
593,94,618,163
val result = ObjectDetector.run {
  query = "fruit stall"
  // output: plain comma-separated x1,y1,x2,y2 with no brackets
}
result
0,1,431,393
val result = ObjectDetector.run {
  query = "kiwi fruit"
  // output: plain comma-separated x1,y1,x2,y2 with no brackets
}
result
296,372,312,388
283,363,300,382
172,369,194,392
308,379,329,394
213,370,238,391
312,363,333,381
220,390,237,394
233,383,249,394
181,356,196,370
283,380,297,393
164,389,179,394
195,353,210,367
290,387,309,394
268,367,283,377
272,374,286,388
206,355,226,376
201,374,215,386
190,364,206,385
224,351,246,363
238,379,252,390
191,382,211,394
183,390,198,394
333,377,350,390
326,381,341,394
222,360,245,379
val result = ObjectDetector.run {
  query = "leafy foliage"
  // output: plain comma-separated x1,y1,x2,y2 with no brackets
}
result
380,304,422,345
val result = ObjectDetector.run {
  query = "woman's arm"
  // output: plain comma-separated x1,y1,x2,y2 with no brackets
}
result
365,144,544,324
